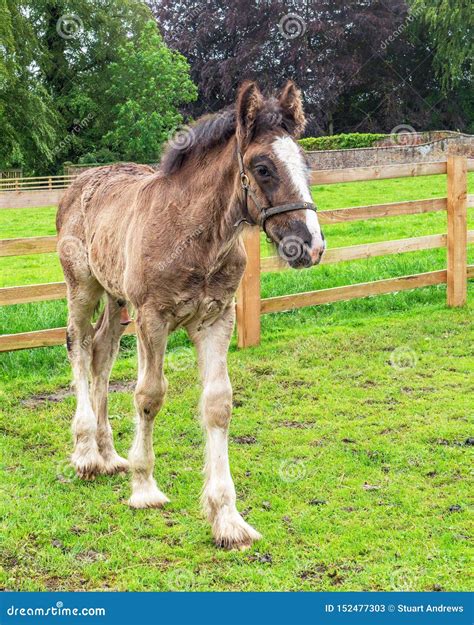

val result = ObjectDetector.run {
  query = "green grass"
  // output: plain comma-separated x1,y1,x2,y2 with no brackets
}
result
0,174,473,591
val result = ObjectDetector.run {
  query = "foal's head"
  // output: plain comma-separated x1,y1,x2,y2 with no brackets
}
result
235,81,325,268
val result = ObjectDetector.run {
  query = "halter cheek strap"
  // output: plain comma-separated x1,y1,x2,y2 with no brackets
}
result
234,148,317,232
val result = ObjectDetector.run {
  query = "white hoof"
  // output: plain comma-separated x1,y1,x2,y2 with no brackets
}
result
128,479,170,509
101,452,129,475
212,507,262,550
71,446,106,480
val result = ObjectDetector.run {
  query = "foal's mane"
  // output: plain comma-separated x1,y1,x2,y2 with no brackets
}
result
160,97,297,175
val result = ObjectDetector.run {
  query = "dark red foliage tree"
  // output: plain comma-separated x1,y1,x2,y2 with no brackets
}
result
149,0,412,134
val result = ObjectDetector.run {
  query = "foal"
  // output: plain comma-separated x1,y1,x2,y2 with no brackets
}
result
56,81,325,549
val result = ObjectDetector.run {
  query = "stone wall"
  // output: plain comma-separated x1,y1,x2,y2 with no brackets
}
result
306,133,474,171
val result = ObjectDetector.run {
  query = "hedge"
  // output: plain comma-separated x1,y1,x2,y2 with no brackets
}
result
298,133,386,151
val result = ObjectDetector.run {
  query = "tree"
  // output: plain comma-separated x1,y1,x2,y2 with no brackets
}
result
28,0,158,166
103,21,197,162
410,0,473,92
150,0,473,134
0,0,60,173
0,1,197,172
150,0,410,134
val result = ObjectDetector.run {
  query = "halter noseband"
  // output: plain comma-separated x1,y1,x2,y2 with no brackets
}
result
234,148,317,232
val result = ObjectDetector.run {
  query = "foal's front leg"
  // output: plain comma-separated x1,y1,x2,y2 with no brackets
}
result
190,307,261,549
128,307,170,508
91,298,129,474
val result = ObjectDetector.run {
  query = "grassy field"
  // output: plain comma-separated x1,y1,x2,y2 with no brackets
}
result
0,174,473,591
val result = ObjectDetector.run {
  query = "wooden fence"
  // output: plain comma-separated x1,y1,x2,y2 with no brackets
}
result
0,174,76,210
235,155,474,347
0,156,473,352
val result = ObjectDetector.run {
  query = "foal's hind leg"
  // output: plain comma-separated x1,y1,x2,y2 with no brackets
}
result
189,306,261,549
90,296,129,475
128,305,170,508
65,281,105,479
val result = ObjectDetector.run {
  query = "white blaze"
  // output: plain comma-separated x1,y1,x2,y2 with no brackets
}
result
272,136,322,241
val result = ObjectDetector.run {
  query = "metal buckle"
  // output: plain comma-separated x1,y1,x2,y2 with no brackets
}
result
240,173,250,188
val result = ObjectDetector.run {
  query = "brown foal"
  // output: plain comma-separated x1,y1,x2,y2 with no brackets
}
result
56,80,325,549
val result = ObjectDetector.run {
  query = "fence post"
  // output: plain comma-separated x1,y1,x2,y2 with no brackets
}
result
446,155,467,307
236,226,261,347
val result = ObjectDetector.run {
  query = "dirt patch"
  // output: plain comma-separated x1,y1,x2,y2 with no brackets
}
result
21,380,136,409
278,379,307,388
363,483,381,491
279,420,315,429
75,549,106,563
21,388,72,408
231,435,257,445
248,552,272,565
109,381,136,393
434,438,473,447
44,575,88,591
250,365,273,376
299,564,327,580
51,539,67,552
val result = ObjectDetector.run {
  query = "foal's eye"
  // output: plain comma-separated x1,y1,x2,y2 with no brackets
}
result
255,165,270,178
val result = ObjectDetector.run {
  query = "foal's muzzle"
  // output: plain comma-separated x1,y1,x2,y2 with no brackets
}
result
275,222,325,269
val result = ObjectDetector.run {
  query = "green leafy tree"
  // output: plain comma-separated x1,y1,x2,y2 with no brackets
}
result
29,0,156,166
0,1,196,172
103,21,197,162
410,0,473,92
0,0,60,173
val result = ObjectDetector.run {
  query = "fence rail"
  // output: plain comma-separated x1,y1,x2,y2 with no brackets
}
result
235,156,473,346
0,174,75,191
0,174,77,209
0,157,473,351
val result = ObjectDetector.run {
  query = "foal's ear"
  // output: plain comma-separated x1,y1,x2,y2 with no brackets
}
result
278,80,306,138
236,81,264,148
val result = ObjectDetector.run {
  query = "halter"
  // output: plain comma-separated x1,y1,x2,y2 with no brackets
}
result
234,148,317,232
